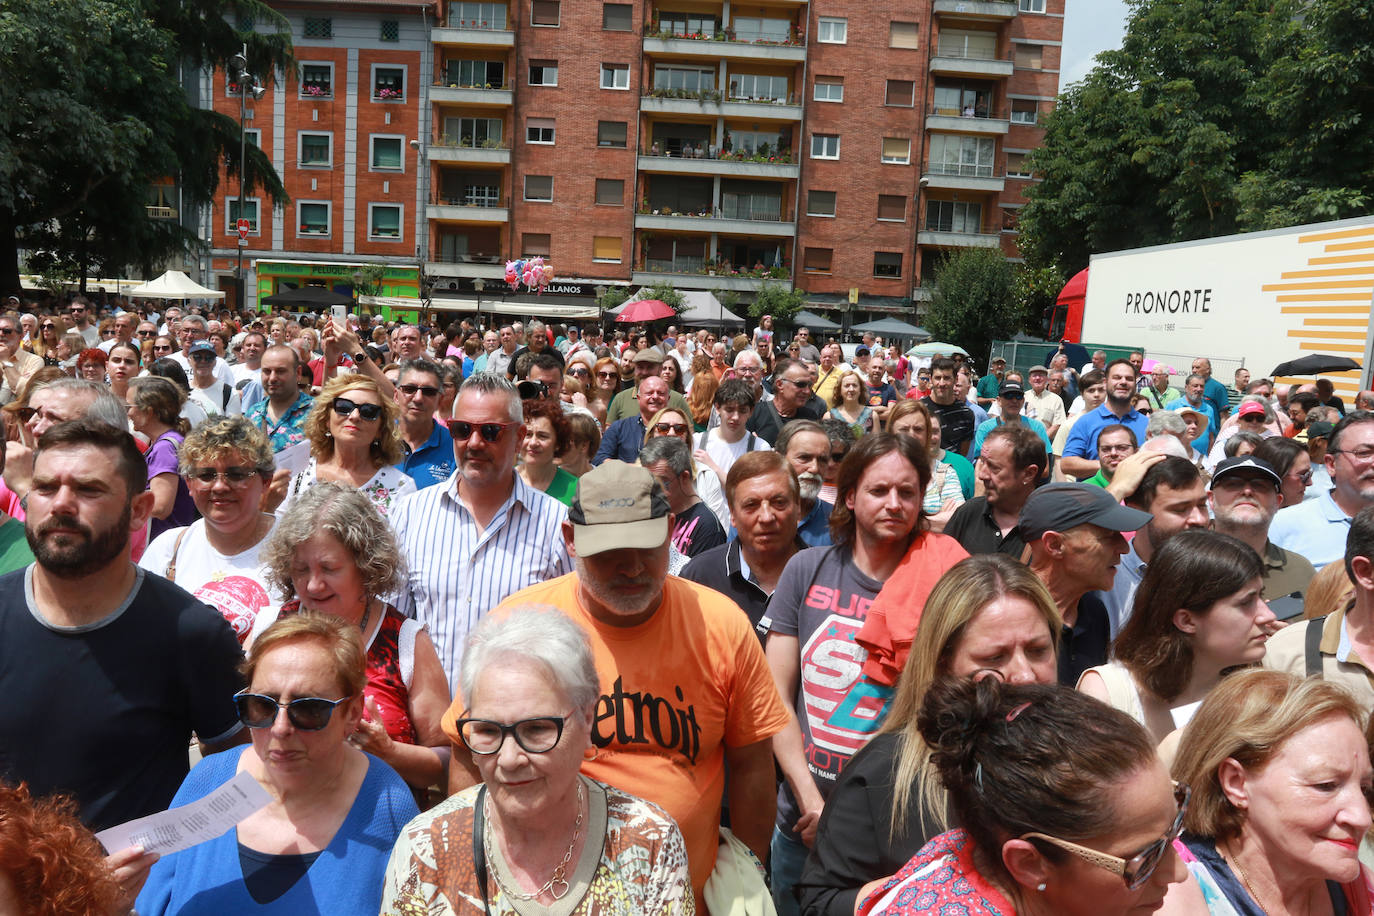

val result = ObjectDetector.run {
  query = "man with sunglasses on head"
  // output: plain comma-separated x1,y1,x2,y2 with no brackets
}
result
0,418,245,838
1270,410,1374,568
393,358,454,489
391,373,571,694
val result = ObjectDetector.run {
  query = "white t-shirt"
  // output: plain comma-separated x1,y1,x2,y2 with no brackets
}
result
232,363,262,388
188,381,243,418
171,352,235,391
137,519,282,643
697,428,770,527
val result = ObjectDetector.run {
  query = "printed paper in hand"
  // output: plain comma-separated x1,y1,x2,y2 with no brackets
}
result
95,770,271,855
273,439,311,476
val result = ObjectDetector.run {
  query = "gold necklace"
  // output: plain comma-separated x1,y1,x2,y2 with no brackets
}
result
1224,843,1273,915
485,781,584,902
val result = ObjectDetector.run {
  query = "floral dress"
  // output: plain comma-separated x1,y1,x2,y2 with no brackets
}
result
276,457,417,520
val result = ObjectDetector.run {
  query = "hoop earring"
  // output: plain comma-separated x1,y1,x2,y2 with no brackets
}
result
583,746,600,761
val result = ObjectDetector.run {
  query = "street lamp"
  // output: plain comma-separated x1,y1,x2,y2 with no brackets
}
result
473,278,487,331
232,47,266,313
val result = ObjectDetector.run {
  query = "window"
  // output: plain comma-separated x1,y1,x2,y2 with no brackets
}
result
926,200,984,233
658,12,718,36
933,83,994,116
938,29,997,60
526,118,555,144
298,201,330,236
653,66,715,93
806,190,836,217
298,132,332,167
450,2,507,28
300,63,332,98
524,175,553,201
446,59,505,87
226,198,260,233
720,188,781,221
593,236,621,263
369,204,403,240
885,79,915,107
1014,43,1044,69
370,136,404,170
729,74,788,102
380,19,399,41
803,248,832,273
601,64,630,90
531,0,559,25
877,195,906,221
874,252,903,278
733,17,790,43
529,60,558,86
811,134,839,159
1011,99,1039,124
817,17,847,43
928,134,995,176
1006,152,1033,178
597,121,627,148
242,129,261,148
881,137,911,164
444,116,503,146
1018,0,1046,11
303,17,332,38
595,179,624,205
814,77,843,102
603,3,632,29
373,66,405,101
889,21,919,49
522,233,551,257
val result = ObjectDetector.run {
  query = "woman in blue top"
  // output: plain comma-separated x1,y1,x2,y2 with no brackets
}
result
136,611,419,915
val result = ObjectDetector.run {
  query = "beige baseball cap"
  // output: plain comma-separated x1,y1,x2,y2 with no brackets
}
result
569,461,671,556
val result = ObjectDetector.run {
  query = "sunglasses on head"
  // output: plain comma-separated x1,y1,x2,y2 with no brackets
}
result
234,690,352,731
398,383,439,398
331,397,383,421
447,419,518,442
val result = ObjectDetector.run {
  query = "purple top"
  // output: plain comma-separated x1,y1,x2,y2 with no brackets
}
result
145,432,196,539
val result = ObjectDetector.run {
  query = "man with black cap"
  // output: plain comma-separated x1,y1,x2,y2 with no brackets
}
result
604,347,691,424
1210,455,1316,619
463,460,790,912
1020,482,1151,684
970,379,1051,459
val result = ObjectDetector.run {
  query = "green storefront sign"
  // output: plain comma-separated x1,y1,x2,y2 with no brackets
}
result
254,261,421,321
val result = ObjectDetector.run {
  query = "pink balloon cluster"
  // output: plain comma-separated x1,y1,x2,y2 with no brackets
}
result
504,257,555,294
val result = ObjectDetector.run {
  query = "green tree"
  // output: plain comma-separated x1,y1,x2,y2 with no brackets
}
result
0,0,292,294
748,282,804,324
925,248,1022,362
1012,263,1066,340
640,281,687,316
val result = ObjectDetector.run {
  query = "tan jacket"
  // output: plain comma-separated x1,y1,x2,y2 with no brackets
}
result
1263,606,1374,707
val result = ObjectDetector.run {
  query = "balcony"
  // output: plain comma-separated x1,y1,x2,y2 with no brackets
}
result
637,149,799,179
632,268,791,292
431,83,513,107
427,194,509,223
917,221,1002,248
921,164,1005,193
929,51,1014,79
925,105,1010,135
146,205,178,220
432,23,515,47
639,90,804,122
635,208,796,237
932,0,1018,19
427,254,508,278
642,29,807,63
429,140,511,165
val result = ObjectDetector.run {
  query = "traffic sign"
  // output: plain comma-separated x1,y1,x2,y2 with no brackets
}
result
236,219,250,240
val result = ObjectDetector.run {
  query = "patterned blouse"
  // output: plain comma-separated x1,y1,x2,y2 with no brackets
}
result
381,777,694,916
277,457,416,520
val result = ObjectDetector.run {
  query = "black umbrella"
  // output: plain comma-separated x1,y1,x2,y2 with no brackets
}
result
260,286,354,307
1270,354,1362,376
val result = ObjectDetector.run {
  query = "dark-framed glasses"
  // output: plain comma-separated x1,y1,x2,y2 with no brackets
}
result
653,421,690,436
188,466,259,487
447,419,518,442
1021,782,1190,890
454,712,572,755
234,690,353,731
331,397,383,421
398,383,440,398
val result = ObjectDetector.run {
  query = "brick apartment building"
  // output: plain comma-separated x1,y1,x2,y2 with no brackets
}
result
206,0,1063,322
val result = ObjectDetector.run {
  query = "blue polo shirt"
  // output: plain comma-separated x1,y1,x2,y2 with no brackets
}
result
971,415,1051,459
1165,396,1219,452
1203,377,1230,422
797,498,834,547
1269,489,1352,569
1063,404,1150,459
396,421,456,489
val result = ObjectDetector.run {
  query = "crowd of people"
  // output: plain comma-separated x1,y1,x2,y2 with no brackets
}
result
1,290,1374,916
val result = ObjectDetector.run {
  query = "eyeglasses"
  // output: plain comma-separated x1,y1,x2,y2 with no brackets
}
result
1293,468,1315,484
1098,445,1136,455
1332,446,1374,462
597,371,619,380
398,383,440,398
1021,783,1190,891
0,327,15,336
568,368,590,378
653,422,690,435
41,324,56,331
234,690,353,731
331,397,384,421
1213,475,1278,494
188,466,260,486
453,712,571,755
1136,407,1153,415
447,419,518,442
190,351,216,362
137,329,156,337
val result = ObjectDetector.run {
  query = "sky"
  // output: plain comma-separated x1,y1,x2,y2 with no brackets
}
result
1059,0,1129,87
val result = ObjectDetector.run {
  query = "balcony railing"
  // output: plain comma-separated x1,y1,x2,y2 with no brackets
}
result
430,252,506,264
933,45,1004,61
443,17,508,29
928,103,1006,120
433,192,506,207
637,203,788,222
640,145,795,164
926,162,999,178
434,80,511,91
642,88,802,105
433,136,511,150
643,259,791,280
643,25,805,46
921,218,993,234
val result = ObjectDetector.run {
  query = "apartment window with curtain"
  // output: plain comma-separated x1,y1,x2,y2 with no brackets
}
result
369,204,403,240
531,0,559,25
593,237,622,262
804,248,833,273
889,21,918,49
523,233,551,257
881,137,911,164
595,179,623,205
877,195,906,221
370,136,404,170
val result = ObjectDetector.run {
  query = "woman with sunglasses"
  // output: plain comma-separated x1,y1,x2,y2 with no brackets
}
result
137,611,420,915
382,606,692,915
799,556,1062,916
1252,436,1313,508
856,676,1188,916
1078,531,1274,745
250,484,451,794
645,404,729,525
517,397,578,506
1163,669,1373,915
30,316,64,365
126,376,197,540
53,332,85,373
273,375,415,519
137,417,282,643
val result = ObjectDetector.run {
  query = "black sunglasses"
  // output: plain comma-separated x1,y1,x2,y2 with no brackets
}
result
653,421,690,435
332,397,383,421
453,713,569,755
234,690,353,731
398,383,440,398
137,329,156,337
447,419,518,442
190,351,217,362
41,324,56,331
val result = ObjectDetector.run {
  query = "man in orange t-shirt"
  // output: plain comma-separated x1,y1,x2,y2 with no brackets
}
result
444,460,789,911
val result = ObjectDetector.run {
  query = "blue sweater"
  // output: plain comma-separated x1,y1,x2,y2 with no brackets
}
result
136,746,418,915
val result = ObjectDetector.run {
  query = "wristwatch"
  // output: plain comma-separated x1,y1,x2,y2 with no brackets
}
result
353,351,369,364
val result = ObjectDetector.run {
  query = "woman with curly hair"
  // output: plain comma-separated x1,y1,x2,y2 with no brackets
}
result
0,782,121,915
517,397,577,505
272,374,415,519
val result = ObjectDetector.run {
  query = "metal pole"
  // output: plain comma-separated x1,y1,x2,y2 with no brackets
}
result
235,45,247,313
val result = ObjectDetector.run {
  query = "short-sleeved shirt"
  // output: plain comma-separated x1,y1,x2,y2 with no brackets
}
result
975,374,1002,402
1261,540,1316,620
940,451,975,500
0,566,244,831
943,497,1026,558
145,431,196,540
1263,607,1374,707
0,517,33,576
1203,377,1231,421
1059,594,1111,686
865,383,898,408
970,415,1051,459
1269,489,1353,569
1063,404,1150,460
245,391,314,453
671,501,727,558
396,421,456,489
919,396,976,453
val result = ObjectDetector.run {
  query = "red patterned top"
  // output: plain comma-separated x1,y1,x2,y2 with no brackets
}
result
858,829,1015,916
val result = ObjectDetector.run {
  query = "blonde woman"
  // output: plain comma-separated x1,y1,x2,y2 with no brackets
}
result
829,369,874,435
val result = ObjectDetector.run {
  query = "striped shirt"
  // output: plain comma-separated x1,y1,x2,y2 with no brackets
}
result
390,471,571,692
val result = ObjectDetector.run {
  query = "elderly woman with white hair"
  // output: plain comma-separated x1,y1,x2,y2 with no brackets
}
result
250,482,451,794
381,606,693,915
